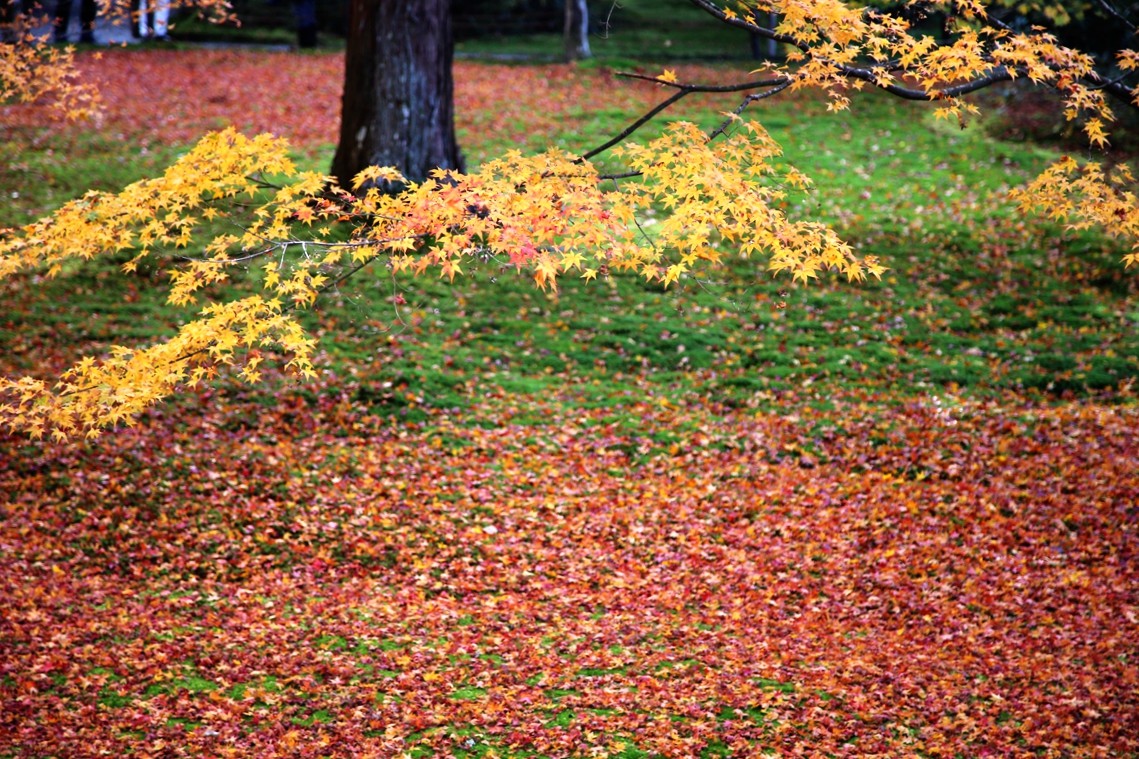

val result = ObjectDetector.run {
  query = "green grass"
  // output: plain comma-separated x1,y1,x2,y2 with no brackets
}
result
0,132,184,228
456,0,763,62
162,0,751,61
2,57,1137,429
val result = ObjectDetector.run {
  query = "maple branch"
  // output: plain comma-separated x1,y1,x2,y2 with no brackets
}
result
1094,0,1138,35
686,0,807,52
969,3,1138,108
708,80,795,141
684,0,1020,102
174,247,272,265
616,72,789,92
581,74,791,160
315,250,386,295
975,5,1016,34
844,63,1017,100
1081,69,1139,109
581,89,692,160
687,0,1138,113
597,170,643,182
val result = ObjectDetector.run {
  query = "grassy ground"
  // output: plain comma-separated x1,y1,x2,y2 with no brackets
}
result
3,75,1136,412
166,0,759,59
456,0,759,61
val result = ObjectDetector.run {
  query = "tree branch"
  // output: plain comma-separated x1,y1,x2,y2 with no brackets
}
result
580,74,791,160
840,63,1016,100
615,72,789,93
1081,69,1139,108
685,0,1137,112
581,89,692,160
686,0,807,51
1095,0,1138,35
708,80,794,141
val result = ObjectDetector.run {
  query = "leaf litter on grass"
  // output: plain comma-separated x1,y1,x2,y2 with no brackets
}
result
0,379,1137,756
0,50,734,159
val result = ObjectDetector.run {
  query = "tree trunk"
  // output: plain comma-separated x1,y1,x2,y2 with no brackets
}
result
564,0,590,61
332,0,463,190
749,11,779,59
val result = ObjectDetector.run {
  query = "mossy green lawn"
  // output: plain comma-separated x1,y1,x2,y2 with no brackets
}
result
3,70,1134,417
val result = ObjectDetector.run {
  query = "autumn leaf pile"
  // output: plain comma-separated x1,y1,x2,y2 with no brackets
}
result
0,50,685,154
1,384,1136,756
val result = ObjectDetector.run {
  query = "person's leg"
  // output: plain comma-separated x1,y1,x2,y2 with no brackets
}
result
78,0,96,43
152,0,168,38
53,0,73,42
137,0,149,36
293,0,317,48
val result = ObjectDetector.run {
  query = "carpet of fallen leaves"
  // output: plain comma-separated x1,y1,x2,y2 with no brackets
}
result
1,377,1137,757
0,49,705,153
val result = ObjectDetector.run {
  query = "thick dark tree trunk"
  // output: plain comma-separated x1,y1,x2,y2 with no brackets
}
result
332,0,463,189
564,0,590,61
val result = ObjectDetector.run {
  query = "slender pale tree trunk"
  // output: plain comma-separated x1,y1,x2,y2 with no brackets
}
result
564,0,590,61
332,0,463,189
749,11,779,59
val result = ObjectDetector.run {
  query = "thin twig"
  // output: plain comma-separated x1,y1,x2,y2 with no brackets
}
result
708,81,794,141
581,89,691,160
1095,0,1137,34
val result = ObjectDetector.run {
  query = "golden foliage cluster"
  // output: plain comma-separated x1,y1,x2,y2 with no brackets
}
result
1012,158,1139,268
1,0,234,119
0,22,98,120
717,0,1131,139
0,122,884,438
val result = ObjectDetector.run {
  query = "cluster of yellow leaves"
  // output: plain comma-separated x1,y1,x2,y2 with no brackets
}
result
334,120,880,293
719,0,1124,144
1010,158,1139,268
0,17,98,120
0,130,315,439
617,119,881,284
0,117,881,438
347,149,628,290
0,295,312,440
1,1,235,120
0,129,296,286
